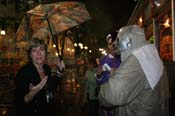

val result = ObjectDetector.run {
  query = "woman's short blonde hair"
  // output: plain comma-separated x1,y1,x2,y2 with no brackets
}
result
26,37,48,61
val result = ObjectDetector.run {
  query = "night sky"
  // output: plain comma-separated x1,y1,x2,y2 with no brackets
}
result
85,0,137,29
82,0,138,46
61,0,138,35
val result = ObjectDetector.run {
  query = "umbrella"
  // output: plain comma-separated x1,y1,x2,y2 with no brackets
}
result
16,1,91,42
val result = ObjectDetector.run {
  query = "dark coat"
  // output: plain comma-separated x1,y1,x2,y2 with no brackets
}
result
15,62,57,116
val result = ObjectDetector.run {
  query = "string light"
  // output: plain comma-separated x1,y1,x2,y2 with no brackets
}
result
163,18,170,28
52,44,56,48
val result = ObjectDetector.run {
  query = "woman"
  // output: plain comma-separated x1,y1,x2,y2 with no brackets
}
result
96,31,121,85
96,32,121,116
15,38,57,116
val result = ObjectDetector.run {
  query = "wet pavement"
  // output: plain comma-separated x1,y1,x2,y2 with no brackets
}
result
55,74,85,116
0,76,16,116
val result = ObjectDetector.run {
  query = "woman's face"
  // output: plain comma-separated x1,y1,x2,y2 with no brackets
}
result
30,46,46,65
107,39,116,55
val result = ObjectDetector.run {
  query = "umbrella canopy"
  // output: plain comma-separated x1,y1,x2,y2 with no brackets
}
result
16,1,91,41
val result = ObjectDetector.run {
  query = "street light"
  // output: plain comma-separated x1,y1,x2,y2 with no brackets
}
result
0,30,5,35
84,46,88,50
74,43,78,47
78,43,83,47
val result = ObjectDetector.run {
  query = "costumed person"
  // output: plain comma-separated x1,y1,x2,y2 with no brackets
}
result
98,25,170,116
96,32,121,116
15,38,58,116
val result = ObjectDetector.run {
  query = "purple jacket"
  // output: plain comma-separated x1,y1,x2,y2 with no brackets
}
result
96,54,121,85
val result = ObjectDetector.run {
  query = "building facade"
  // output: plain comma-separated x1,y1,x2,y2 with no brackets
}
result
128,0,175,115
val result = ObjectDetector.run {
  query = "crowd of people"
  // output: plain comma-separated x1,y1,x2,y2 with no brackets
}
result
14,25,170,116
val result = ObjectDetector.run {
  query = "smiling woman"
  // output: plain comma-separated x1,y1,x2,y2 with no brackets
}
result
26,38,48,63
15,38,59,116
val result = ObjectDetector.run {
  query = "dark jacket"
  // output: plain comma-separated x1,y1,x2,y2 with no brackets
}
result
15,62,57,116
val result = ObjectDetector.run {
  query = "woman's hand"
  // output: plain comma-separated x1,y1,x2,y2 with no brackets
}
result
24,76,48,103
30,76,48,92
96,66,103,79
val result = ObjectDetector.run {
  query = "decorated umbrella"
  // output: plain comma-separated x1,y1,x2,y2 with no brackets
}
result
16,1,91,42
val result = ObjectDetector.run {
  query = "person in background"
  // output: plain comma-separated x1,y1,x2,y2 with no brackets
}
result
96,31,121,85
96,31,121,116
15,37,58,116
84,57,99,116
98,25,170,116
